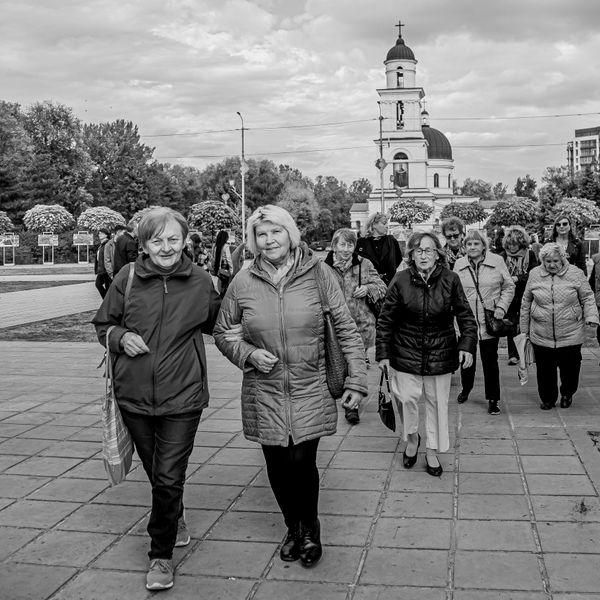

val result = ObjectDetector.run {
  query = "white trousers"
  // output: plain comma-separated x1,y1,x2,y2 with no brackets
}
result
388,368,452,453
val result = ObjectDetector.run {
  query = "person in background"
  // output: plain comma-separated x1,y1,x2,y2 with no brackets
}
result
356,212,402,286
214,205,367,568
491,227,505,254
92,208,221,591
589,250,600,349
211,230,233,298
500,226,539,365
376,231,477,477
94,228,111,298
104,229,117,281
113,224,139,276
530,233,542,262
185,233,203,265
454,230,515,415
551,213,587,274
521,242,598,410
441,216,466,270
324,228,387,424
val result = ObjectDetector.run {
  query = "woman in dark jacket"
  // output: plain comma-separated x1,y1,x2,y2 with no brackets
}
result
376,231,477,477
356,212,403,286
551,213,587,274
92,207,221,592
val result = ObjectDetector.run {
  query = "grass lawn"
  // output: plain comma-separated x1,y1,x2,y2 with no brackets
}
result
0,281,90,293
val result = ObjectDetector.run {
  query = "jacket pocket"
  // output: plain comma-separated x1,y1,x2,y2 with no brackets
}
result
192,337,205,385
570,305,583,322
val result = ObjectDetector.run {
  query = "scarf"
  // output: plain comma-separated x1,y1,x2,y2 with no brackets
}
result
445,244,466,265
504,248,529,277
332,253,353,273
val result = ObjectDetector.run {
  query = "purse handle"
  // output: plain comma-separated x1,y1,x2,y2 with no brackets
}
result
379,366,391,393
314,262,331,315
467,266,487,309
104,325,117,396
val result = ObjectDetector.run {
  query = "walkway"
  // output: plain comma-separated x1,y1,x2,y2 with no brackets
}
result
1,340,600,599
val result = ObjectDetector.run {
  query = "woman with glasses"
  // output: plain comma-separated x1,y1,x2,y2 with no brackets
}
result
551,214,587,274
454,230,515,415
376,231,477,477
441,217,466,270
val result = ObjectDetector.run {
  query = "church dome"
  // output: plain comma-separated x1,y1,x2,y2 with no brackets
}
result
422,125,452,160
386,36,415,61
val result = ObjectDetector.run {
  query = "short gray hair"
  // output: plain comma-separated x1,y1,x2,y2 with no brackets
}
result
539,242,568,265
331,228,357,248
245,205,301,256
503,225,530,251
464,229,489,249
137,207,188,248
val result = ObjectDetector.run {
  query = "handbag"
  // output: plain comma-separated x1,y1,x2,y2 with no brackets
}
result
101,325,133,486
315,263,348,399
467,267,516,337
378,367,396,431
358,260,383,318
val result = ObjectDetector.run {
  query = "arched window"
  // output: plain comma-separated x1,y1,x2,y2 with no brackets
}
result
392,152,409,188
396,67,404,88
433,173,439,188
448,174,452,188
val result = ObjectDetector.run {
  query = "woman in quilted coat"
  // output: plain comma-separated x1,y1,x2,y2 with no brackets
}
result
520,243,598,410
324,228,387,425
214,205,367,568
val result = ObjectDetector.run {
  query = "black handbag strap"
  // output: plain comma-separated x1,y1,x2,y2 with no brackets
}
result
314,262,331,314
379,366,391,393
467,266,487,308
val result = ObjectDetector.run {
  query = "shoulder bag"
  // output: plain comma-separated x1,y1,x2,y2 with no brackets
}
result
315,263,348,399
378,367,395,431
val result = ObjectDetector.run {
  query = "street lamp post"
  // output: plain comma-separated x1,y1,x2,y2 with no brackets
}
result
237,111,246,244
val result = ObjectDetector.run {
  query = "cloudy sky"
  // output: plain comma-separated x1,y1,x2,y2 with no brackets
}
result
2,0,600,191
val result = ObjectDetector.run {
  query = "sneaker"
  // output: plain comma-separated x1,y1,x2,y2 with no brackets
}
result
488,400,500,415
175,515,190,547
508,356,519,365
146,558,174,590
345,407,360,425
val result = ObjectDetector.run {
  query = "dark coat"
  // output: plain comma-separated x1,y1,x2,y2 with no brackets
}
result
92,253,222,416
94,240,107,275
375,264,477,376
356,234,402,286
500,249,539,320
113,232,139,276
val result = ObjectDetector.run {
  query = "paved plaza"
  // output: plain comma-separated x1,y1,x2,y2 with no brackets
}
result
1,275,600,599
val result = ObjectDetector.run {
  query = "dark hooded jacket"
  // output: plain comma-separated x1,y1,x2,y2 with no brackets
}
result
376,264,477,375
92,253,221,415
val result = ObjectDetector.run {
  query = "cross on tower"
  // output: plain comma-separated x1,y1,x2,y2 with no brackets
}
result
396,21,405,38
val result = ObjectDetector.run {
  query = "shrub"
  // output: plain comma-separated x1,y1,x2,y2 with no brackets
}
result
77,206,125,232
23,204,75,233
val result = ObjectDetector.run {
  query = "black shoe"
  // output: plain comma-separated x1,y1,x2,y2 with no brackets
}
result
540,402,555,410
402,434,421,469
488,400,500,415
299,519,322,568
457,391,469,404
425,455,443,477
344,408,360,425
280,524,301,562
560,395,572,408
365,356,371,369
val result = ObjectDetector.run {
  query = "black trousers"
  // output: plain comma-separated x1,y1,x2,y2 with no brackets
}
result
121,409,201,560
262,437,320,529
95,273,111,298
532,343,582,406
460,337,501,401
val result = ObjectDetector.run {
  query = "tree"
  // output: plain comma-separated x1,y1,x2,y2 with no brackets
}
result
77,206,126,232
514,174,537,199
276,180,317,240
538,165,574,230
23,204,75,233
492,182,507,200
486,198,538,232
0,210,14,232
389,198,434,228
439,201,487,225
187,200,239,239
576,167,600,207
128,205,162,228
551,197,600,230
348,178,373,203
314,176,351,231
460,178,494,201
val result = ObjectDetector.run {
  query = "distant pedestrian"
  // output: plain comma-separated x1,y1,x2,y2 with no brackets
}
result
210,230,233,298
104,229,117,280
113,224,139,276
356,212,402,286
551,213,587,274
92,207,221,591
521,242,598,410
94,228,111,298
441,216,466,270
588,250,600,347
530,233,542,262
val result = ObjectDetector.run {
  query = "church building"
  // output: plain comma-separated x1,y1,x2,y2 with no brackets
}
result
351,24,462,233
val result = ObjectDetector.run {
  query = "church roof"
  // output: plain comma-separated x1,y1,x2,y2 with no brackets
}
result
386,36,415,61
422,125,452,160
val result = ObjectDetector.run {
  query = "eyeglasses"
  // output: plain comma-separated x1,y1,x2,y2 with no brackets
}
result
445,233,461,239
557,221,570,227
413,248,436,256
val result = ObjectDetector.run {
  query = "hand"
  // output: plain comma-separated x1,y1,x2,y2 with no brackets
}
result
378,358,390,372
493,307,506,320
341,389,363,410
248,349,279,373
223,323,244,342
459,351,473,369
352,285,368,299
121,332,150,357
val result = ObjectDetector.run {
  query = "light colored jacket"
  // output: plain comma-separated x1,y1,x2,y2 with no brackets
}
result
213,246,368,446
520,263,599,348
104,238,115,279
455,252,515,341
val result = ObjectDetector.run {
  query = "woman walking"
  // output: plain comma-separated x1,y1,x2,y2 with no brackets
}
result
93,208,221,591
376,231,477,476
211,229,234,297
551,214,587,274
324,228,387,423
214,205,367,567
454,230,515,415
521,243,598,409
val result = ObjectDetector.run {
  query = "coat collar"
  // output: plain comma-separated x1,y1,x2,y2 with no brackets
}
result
324,251,361,269
134,253,194,279
408,263,443,286
539,263,569,278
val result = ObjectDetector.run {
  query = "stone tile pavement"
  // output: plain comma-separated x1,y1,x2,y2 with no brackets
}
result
1,340,600,599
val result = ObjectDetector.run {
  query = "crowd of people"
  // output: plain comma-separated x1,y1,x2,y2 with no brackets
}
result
91,206,599,591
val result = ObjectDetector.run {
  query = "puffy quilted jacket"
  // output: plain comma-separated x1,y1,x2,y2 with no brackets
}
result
213,246,368,446
375,265,477,375
455,252,515,341
520,263,599,348
92,254,222,415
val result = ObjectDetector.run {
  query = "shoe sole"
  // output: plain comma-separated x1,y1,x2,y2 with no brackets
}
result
146,581,174,590
300,553,323,568
174,536,190,547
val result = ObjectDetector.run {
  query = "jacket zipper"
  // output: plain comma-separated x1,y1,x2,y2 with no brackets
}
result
153,278,168,411
551,275,556,345
278,285,293,441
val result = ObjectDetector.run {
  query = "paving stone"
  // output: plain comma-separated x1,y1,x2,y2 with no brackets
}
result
161,574,256,600
2,563,77,600
382,491,453,518
28,477,108,502
530,495,600,522
459,472,524,494
459,454,519,473
187,444,220,464
373,517,451,549
195,418,243,433
209,510,283,542
0,526,42,560
0,422,39,437
517,439,576,456
459,439,515,454
454,592,546,600
354,586,445,600
50,569,152,600
57,503,148,534
526,474,597,496
389,470,454,493
90,534,154,570
0,499,80,528
0,474,51,498
457,494,530,520
208,447,265,466
453,550,543,590
0,437,53,455
129,508,220,540
0,454,27,472
38,440,100,458
66,426,102,442
62,457,107,479
195,431,237,447
320,488,381,516
521,455,587,475
319,514,372,546
187,463,262,486
339,435,399,452
51,413,100,427
179,539,278,578
321,468,388,490
19,424,82,440
459,424,512,439
545,553,600,593
229,485,279,512
182,483,244,510
456,519,536,551
329,450,394,470
537,521,600,553
361,547,447,586
513,427,568,440
91,480,150,506
5,455,83,476
253,580,348,600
